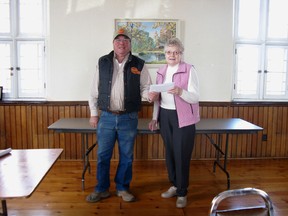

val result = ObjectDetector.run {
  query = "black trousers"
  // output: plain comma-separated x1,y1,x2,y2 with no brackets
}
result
159,108,196,196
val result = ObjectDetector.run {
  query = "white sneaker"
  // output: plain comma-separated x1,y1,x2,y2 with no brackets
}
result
161,186,177,198
116,190,136,202
176,196,187,208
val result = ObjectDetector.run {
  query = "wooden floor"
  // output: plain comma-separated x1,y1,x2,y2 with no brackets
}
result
3,158,288,215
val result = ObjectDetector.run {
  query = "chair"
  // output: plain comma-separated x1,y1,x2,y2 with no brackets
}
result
209,187,274,216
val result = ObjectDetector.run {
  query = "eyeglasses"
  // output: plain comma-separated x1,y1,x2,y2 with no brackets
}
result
165,51,182,56
114,38,130,43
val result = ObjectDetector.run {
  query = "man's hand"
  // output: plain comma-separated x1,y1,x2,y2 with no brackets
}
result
89,116,99,128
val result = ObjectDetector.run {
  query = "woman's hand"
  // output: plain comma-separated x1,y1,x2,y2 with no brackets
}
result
148,120,158,131
89,116,99,128
148,91,160,102
168,86,183,96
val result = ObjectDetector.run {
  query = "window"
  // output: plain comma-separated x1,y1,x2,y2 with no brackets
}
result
0,0,46,99
233,0,288,101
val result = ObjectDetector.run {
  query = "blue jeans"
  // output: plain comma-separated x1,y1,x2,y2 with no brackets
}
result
95,111,138,192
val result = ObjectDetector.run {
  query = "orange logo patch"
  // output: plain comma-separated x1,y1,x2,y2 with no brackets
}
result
118,28,125,34
131,67,141,75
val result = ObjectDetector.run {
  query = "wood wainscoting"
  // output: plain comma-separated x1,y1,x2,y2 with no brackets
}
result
0,101,287,160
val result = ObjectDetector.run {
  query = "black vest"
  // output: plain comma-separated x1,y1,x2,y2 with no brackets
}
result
97,51,145,113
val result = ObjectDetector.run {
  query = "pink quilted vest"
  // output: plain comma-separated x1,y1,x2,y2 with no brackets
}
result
156,62,200,128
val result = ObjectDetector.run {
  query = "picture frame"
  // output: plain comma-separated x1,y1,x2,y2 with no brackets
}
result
115,19,180,65
0,86,2,101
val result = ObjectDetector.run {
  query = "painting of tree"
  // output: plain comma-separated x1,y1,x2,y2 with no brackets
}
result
115,19,179,64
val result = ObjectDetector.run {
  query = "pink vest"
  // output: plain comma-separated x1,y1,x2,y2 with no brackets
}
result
156,62,200,128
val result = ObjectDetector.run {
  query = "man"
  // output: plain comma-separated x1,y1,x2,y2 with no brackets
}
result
86,28,152,203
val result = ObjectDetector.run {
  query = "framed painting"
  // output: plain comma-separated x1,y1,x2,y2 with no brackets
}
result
115,19,180,65
0,86,2,100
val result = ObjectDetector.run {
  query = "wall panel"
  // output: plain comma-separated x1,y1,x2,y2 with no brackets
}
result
0,101,287,160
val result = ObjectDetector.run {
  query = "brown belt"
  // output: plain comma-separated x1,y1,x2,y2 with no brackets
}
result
107,110,126,115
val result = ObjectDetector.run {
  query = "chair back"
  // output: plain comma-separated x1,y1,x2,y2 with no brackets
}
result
209,188,274,216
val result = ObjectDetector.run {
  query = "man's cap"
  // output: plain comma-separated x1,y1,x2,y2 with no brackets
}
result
113,28,131,40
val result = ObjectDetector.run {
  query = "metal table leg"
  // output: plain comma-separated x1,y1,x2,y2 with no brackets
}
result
1,200,7,216
207,133,231,189
81,133,97,190
213,134,230,189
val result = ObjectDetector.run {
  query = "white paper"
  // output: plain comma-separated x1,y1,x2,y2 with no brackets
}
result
149,82,174,92
0,148,12,157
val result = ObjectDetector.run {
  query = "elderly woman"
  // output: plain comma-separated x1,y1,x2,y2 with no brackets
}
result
148,38,200,208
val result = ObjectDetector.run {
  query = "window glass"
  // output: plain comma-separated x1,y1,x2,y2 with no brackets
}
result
267,0,288,39
265,47,287,96
0,0,10,34
235,45,260,95
237,0,260,39
0,43,12,94
19,0,43,36
18,41,45,97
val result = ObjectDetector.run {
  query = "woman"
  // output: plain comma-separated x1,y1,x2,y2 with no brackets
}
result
148,38,200,208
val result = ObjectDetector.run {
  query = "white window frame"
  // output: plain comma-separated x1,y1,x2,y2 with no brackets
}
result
233,0,288,101
0,0,47,100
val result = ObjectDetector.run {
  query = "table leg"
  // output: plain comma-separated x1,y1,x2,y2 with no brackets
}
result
81,133,89,190
209,133,231,189
208,134,223,172
81,133,97,190
205,134,224,156
1,200,7,216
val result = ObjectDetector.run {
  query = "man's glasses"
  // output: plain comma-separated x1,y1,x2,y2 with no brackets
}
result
114,38,130,43
165,51,182,56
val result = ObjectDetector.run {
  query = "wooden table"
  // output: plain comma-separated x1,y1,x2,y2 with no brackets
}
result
0,148,63,216
48,118,262,190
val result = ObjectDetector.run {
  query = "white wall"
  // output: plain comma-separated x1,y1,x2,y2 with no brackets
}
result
47,0,233,101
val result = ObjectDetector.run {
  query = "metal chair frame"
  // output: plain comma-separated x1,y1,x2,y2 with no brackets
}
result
209,187,274,216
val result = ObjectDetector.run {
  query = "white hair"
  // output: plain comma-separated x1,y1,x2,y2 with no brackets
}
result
164,38,184,53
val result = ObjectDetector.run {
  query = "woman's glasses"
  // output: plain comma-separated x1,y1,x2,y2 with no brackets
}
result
165,51,182,56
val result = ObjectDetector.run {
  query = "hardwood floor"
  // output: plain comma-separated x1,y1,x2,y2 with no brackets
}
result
4,159,288,215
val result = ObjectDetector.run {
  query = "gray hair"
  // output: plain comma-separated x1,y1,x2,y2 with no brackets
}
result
164,38,184,53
